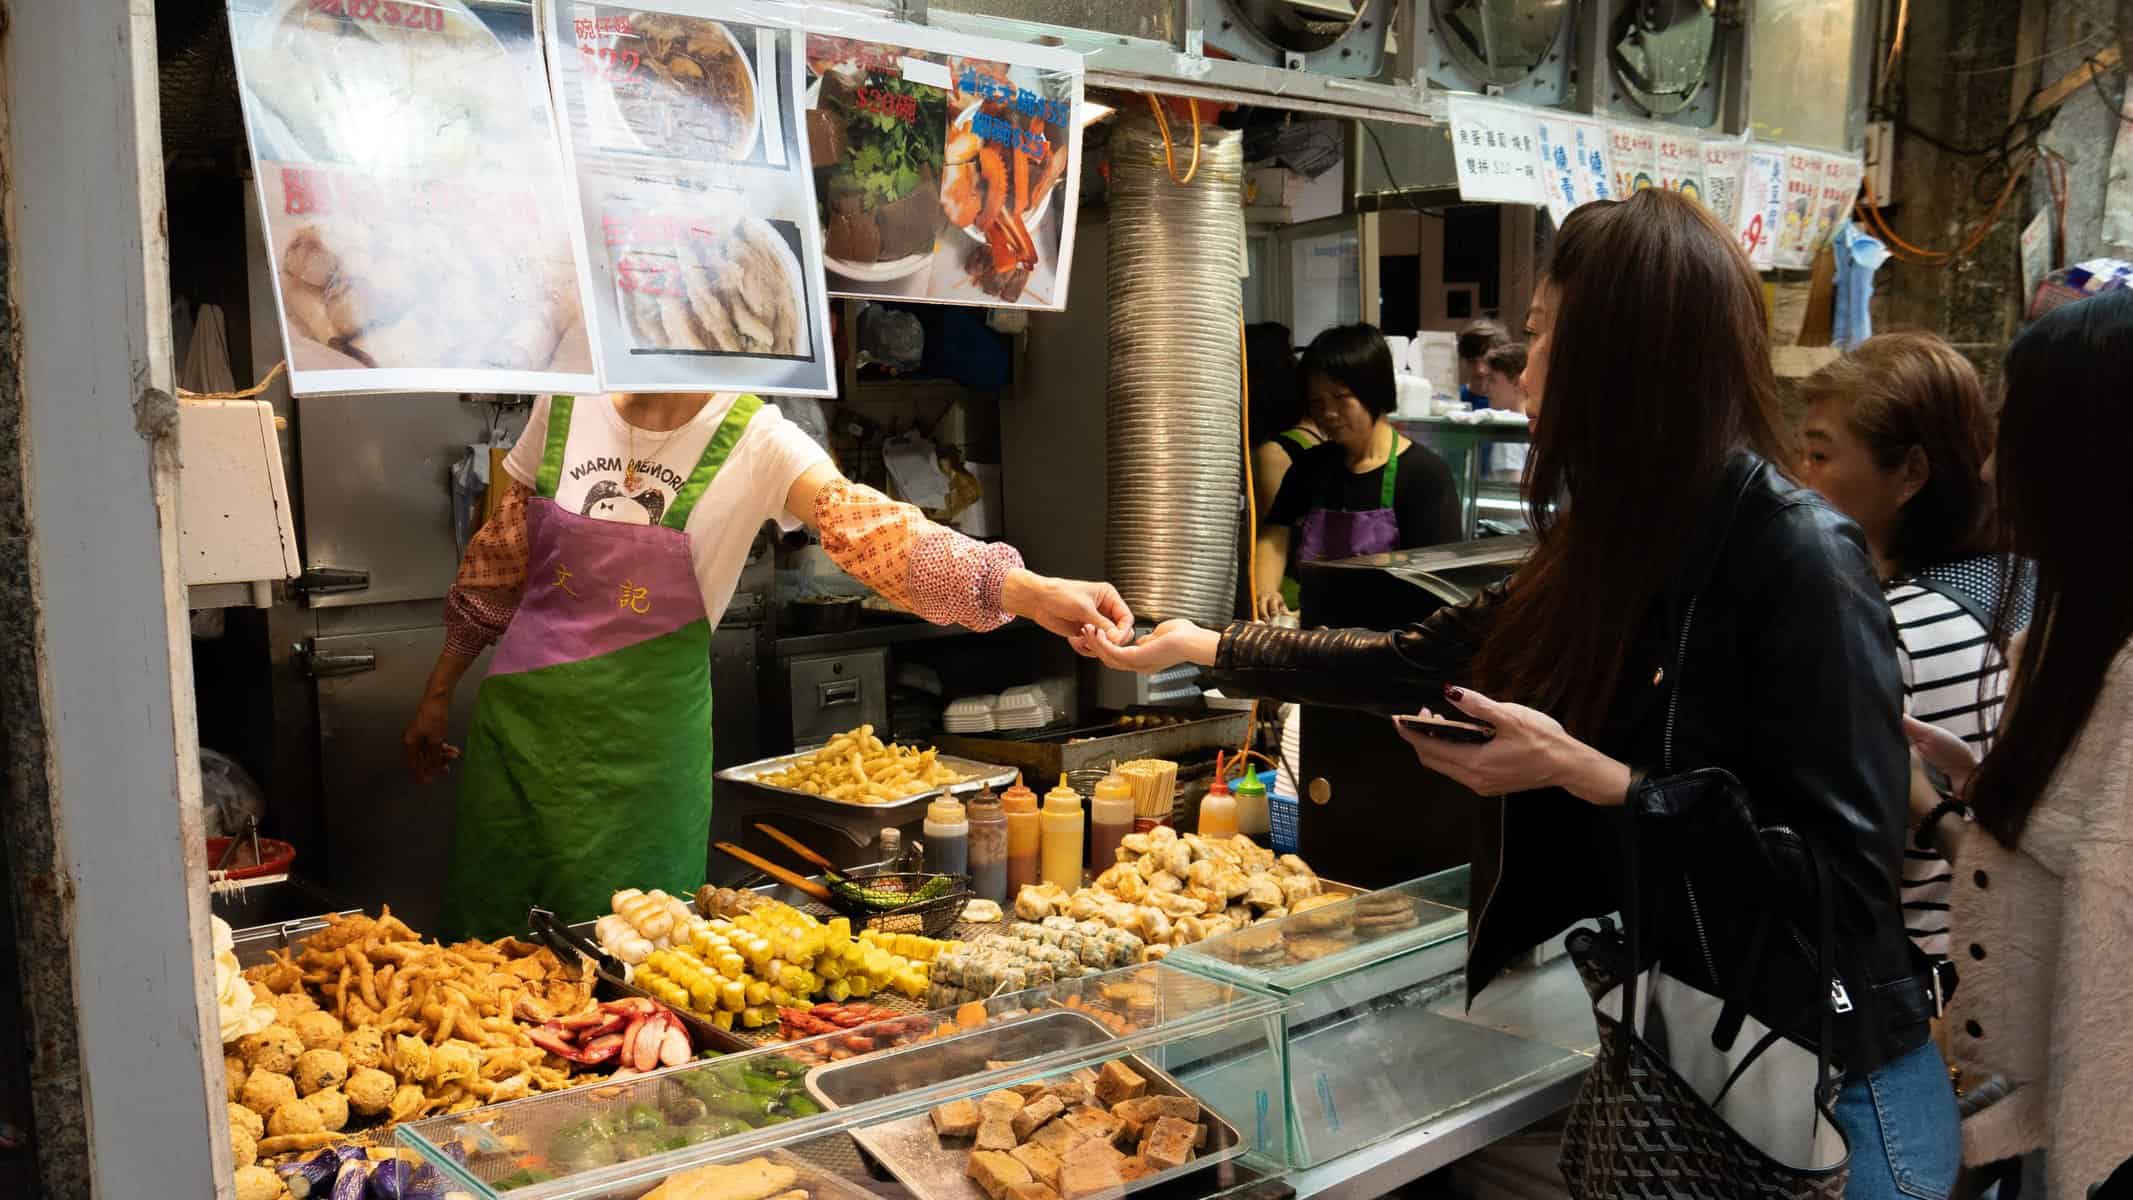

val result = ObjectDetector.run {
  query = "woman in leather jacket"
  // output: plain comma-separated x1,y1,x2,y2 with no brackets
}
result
1083,191,1958,1198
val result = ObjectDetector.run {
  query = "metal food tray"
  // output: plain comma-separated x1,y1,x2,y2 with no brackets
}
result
801,1010,1244,1200
717,751,1019,815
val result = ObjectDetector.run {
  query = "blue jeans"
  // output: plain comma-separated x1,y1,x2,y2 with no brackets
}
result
1833,1038,1961,1200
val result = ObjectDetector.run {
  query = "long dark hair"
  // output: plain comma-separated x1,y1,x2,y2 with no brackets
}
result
1245,322,1302,444
1299,323,1397,419
1474,191,1790,738
1799,333,1998,572
1967,289,2133,846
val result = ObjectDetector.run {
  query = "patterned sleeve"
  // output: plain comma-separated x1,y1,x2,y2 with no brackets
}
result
443,480,533,657
812,477,1022,631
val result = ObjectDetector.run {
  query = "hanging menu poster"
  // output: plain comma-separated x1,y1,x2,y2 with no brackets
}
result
1809,152,1865,256
802,13,1084,309
1533,115,1607,224
1735,147,1787,270
1579,122,1617,203
1609,123,1658,197
227,0,596,396
541,0,835,395
1773,147,1827,269
1699,137,1748,230
1447,95,1545,206
1654,130,1703,201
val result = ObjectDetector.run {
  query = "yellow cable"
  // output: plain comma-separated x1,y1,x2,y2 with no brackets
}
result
1144,94,1203,185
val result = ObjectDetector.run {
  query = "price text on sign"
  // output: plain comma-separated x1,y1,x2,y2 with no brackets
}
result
280,167,539,226
603,209,723,300
579,46,643,81
856,86,919,124
310,0,446,30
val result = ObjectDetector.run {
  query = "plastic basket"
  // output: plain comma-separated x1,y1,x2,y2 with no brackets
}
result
1267,773,1300,855
815,872,972,939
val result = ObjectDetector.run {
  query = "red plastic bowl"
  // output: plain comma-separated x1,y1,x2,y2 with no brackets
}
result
207,836,296,880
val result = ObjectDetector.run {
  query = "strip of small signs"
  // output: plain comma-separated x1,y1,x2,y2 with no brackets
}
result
1446,96,1863,272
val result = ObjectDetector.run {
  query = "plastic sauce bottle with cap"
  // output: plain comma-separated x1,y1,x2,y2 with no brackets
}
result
923,795,969,877
1089,768,1136,874
1233,769,1269,837
965,786,1008,904
1002,774,1041,896
1198,754,1240,838
1040,774,1086,890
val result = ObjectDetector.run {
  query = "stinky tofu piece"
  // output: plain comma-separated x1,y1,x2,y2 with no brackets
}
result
1045,1078,1094,1107
1117,1157,1155,1183
1012,1083,1051,1100
1007,1186,1061,1200
1114,1096,1201,1125
981,1090,1028,1121
1141,1117,1198,1171
968,1151,1035,1200
932,1099,983,1139
1094,1061,1148,1106
1012,1095,1066,1141
1059,1137,1128,1199
1028,1118,1089,1157
1010,1143,1064,1190
1064,1104,1125,1147
976,1116,1020,1152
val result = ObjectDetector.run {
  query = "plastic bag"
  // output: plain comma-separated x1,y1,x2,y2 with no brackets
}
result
200,749,266,840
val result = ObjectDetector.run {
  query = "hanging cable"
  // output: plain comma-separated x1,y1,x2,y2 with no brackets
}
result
1143,94,1203,184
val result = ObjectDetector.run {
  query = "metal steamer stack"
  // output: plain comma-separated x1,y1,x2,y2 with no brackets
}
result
1103,108,1247,629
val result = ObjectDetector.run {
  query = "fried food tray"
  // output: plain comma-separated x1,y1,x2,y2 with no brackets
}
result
717,751,1019,816
801,1010,1245,1200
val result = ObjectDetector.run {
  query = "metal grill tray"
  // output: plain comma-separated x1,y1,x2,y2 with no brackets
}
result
802,1010,1244,1200
717,751,1020,816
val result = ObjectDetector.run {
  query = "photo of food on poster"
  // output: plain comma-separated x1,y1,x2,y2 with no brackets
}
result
801,15,1084,309
542,0,836,395
226,0,596,395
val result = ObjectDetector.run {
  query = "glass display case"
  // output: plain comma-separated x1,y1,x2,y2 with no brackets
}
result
394,962,1288,1199
1166,870,1590,1168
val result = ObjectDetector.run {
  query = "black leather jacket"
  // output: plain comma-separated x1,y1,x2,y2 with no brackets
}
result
1211,452,1932,1075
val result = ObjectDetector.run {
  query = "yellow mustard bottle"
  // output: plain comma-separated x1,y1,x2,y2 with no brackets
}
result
1040,773,1086,890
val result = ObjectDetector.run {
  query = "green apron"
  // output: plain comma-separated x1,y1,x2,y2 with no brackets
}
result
438,394,761,940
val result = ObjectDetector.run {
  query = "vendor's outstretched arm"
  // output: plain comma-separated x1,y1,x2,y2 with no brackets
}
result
405,480,533,780
786,462,1133,642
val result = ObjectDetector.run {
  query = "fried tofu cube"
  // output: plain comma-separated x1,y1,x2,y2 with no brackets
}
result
1141,1117,1197,1171
1064,1105,1124,1147
976,1116,1020,1152
1094,1061,1148,1106
1012,1095,1066,1141
1008,1186,1061,1200
1059,1139,1128,1200
1012,1083,1050,1100
931,1099,982,1139
1117,1156,1155,1183
968,1151,1034,1200
1010,1143,1064,1189
1028,1119,1089,1157
981,1089,1028,1121
1046,1079,1094,1107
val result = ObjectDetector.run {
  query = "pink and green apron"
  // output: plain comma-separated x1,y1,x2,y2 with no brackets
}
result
1291,447,1401,571
439,394,761,940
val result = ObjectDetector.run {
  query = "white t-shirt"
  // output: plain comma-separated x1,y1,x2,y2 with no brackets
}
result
502,394,829,626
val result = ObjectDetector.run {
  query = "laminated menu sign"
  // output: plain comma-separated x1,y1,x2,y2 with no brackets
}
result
1772,148,1827,269
1735,148,1787,270
803,14,1084,309
1447,95,1544,206
1809,153,1865,259
1609,123,1658,196
1654,131,1703,201
541,0,835,395
227,0,597,396
1533,115,1608,223
1699,138,1748,229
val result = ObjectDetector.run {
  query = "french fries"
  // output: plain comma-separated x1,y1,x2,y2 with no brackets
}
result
757,725,967,804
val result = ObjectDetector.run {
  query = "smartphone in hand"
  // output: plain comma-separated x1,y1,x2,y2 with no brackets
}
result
1392,712,1497,744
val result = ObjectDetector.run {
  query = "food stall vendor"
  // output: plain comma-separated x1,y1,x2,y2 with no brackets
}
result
1252,324,1461,620
402,391,1130,939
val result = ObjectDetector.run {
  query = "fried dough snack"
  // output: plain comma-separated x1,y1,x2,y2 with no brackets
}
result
241,908,592,1123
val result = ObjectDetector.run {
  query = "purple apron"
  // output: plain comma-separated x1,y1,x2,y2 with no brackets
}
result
1292,447,1402,564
